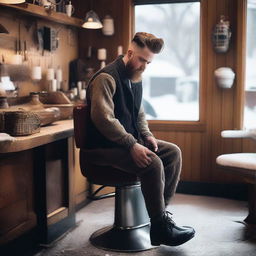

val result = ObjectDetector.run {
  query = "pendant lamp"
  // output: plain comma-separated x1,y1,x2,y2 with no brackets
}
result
82,10,103,29
0,0,26,3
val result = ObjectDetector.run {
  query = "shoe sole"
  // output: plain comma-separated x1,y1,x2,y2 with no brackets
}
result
151,232,195,246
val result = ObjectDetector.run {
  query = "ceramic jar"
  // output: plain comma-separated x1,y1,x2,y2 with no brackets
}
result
214,67,235,89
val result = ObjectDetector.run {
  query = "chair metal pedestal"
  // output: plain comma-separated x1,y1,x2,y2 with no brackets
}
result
90,184,155,252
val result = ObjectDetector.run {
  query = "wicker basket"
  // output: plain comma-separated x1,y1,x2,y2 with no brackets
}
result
4,111,40,136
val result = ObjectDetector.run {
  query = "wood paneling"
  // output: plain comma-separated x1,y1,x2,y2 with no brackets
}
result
45,140,67,215
0,7,78,95
0,151,36,244
34,138,76,244
77,0,134,71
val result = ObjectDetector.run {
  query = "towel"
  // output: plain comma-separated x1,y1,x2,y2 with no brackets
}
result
0,133,16,142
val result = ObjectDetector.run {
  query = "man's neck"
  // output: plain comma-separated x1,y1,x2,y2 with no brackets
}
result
122,55,128,66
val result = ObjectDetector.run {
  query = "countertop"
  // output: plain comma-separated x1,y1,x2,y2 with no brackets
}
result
0,119,74,153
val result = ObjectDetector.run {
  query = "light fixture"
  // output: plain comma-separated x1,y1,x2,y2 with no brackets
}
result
82,10,103,29
0,24,9,34
0,0,25,4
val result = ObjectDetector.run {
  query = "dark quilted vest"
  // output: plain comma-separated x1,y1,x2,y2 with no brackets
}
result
86,56,142,148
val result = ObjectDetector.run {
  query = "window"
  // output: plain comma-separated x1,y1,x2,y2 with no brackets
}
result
135,1,200,121
244,0,256,128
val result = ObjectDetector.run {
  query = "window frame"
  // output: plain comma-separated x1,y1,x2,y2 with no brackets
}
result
133,0,205,132
227,0,246,130
134,0,200,5
242,0,256,129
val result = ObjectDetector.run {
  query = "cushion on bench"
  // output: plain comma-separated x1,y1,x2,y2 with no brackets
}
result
217,153,256,174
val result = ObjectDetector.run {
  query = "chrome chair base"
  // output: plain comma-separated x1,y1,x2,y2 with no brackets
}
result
89,184,156,252
90,224,155,252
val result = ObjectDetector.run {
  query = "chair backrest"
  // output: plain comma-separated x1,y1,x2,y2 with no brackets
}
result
73,104,90,149
73,104,139,185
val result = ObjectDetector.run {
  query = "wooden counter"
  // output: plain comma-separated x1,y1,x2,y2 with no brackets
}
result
0,119,76,248
0,120,74,153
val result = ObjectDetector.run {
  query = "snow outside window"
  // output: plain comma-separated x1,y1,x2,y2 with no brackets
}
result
135,2,200,121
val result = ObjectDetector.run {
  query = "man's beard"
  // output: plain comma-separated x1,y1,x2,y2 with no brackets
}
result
124,60,144,83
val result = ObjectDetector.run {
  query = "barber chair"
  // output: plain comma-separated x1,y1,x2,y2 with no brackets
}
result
216,129,256,225
73,105,154,252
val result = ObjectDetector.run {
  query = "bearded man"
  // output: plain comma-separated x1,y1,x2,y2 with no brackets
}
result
85,32,195,247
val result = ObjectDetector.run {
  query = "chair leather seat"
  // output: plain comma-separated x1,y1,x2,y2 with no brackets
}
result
79,150,139,186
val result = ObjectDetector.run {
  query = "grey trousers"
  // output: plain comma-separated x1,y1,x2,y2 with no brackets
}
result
85,140,182,218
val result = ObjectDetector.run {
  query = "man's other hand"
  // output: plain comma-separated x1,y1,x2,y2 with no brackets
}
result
130,143,155,168
145,136,158,152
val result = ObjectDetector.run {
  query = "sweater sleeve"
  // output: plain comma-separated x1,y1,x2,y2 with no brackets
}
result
137,105,154,138
89,72,137,149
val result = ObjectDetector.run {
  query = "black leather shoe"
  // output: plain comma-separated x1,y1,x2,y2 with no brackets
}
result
150,211,195,246
162,212,193,231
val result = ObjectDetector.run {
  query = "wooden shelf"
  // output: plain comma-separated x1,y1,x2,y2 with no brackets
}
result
0,3,83,28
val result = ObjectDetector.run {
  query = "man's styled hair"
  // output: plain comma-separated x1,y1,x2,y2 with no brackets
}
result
132,32,164,54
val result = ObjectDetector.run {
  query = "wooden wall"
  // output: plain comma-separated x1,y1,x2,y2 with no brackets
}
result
0,7,79,96
0,5,87,211
0,150,36,244
0,5,88,207
75,0,133,70
75,0,255,185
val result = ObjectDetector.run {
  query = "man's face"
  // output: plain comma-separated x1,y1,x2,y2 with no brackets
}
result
125,46,154,82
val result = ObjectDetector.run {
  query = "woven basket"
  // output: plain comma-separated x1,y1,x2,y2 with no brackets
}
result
4,111,40,136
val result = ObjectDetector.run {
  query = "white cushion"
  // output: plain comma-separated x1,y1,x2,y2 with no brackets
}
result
216,153,256,171
221,130,256,140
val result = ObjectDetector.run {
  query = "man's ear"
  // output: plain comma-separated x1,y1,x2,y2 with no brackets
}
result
127,49,133,59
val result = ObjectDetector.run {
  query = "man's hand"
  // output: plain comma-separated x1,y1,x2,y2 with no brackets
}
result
130,143,155,168
144,136,158,152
